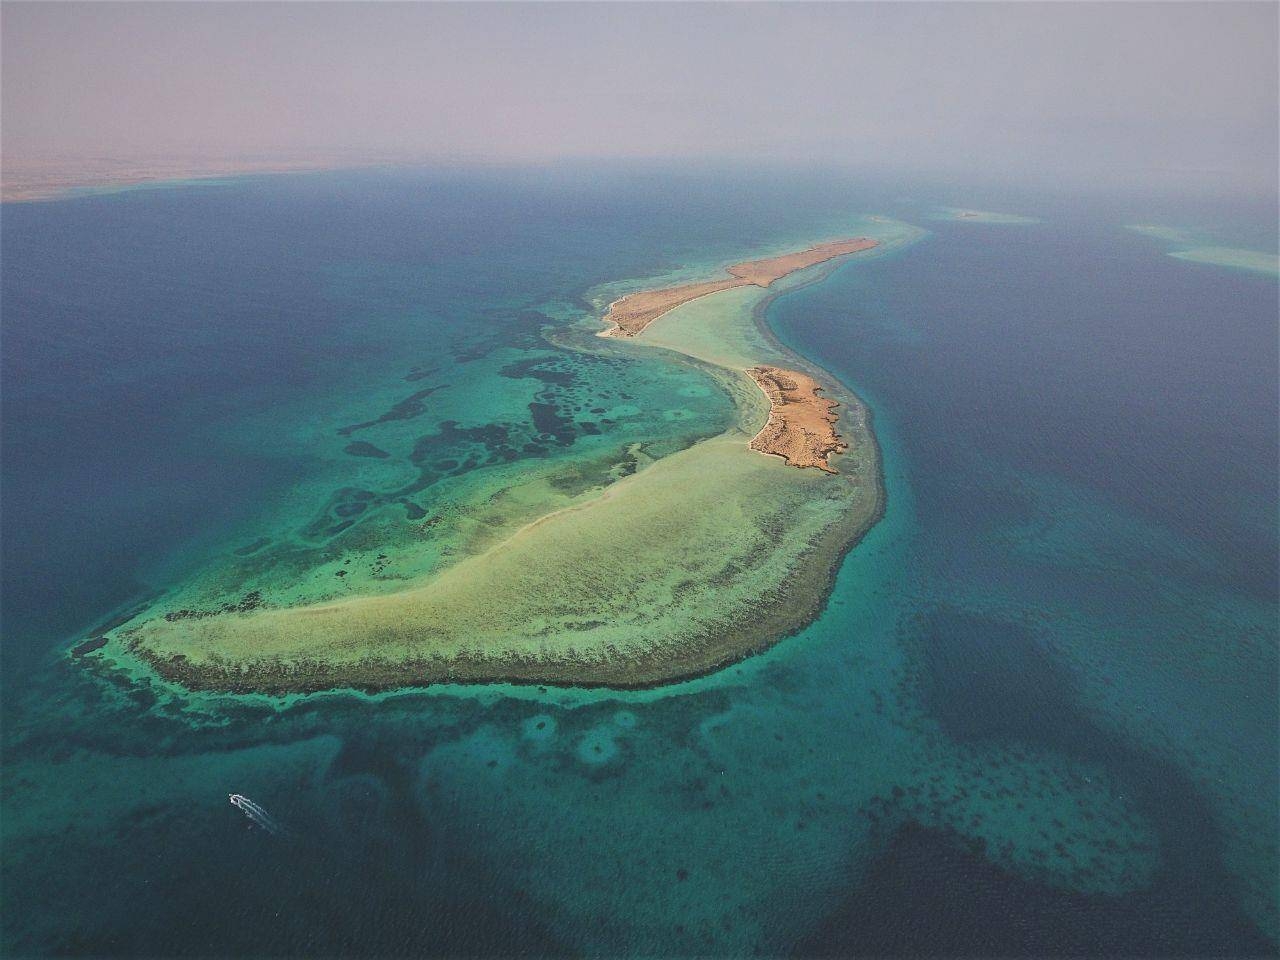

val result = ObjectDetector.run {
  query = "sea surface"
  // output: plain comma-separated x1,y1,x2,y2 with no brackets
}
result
2,166,1277,957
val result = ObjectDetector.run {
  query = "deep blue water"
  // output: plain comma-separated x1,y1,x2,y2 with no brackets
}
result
774,208,1279,955
2,168,1276,957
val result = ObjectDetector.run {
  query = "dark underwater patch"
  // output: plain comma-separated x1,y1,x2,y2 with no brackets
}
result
500,355,577,386
82,592,165,637
916,606,1080,752
795,819,1275,958
162,591,263,623
400,500,427,520
233,536,273,556
453,309,552,362
343,441,391,459
70,636,109,658
403,365,437,382
528,401,576,445
338,385,446,437
890,601,1279,955
408,420,511,467
301,488,384,539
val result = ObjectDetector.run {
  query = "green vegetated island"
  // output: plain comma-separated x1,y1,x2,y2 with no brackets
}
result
90,234,896,693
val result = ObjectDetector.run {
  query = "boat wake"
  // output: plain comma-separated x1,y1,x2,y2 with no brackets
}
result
229,794,289,836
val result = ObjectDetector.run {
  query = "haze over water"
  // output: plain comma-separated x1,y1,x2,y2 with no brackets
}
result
1,167,1276,956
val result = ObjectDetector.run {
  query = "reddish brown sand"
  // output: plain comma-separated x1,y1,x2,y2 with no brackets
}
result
725,237,879,286
602,237,878,337
747,366,848,473
599,278,745,338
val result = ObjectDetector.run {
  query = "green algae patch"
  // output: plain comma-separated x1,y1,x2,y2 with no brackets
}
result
117,231,895,694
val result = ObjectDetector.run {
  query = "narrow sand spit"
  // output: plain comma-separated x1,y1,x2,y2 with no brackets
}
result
605,237,877,472
602,237,877,337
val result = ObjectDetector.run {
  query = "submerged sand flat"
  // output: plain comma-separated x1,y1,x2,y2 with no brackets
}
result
1125,224,1279,277
1168,246,1280,276
115,230,893,692
603,237,877,336
748,366,846,473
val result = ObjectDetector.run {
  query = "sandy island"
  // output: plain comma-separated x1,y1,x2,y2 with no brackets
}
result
602,238,877,337
86,230,892,694
747,366,847,473
603,237,875,473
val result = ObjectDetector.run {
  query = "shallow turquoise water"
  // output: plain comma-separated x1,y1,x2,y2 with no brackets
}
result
1,168,1276,956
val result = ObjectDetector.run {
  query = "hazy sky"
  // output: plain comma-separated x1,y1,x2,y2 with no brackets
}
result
3,2,1276,192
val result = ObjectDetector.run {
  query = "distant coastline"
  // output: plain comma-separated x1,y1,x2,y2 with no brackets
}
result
1,155,411,202
2,156,343,202
931,206,1040,225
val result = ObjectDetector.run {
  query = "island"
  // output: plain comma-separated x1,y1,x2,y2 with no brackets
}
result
604,240,874,477
747,366,847,473
89,230,896,693
602,238,878,337
931,206,1040,225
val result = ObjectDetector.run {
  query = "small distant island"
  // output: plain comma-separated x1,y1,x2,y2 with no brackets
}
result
933,207,1040,225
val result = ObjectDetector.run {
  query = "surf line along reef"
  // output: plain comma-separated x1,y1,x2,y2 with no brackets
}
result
105,236,886,693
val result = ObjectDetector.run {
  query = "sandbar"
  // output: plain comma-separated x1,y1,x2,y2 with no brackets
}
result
602,238,877,337
932,207,1040,225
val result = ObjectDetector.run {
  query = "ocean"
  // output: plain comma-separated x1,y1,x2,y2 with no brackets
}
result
2,166,1276,957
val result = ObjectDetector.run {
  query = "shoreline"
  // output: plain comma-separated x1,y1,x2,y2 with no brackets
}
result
96,233,890,695
599,238,878,338
747,365,847,473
